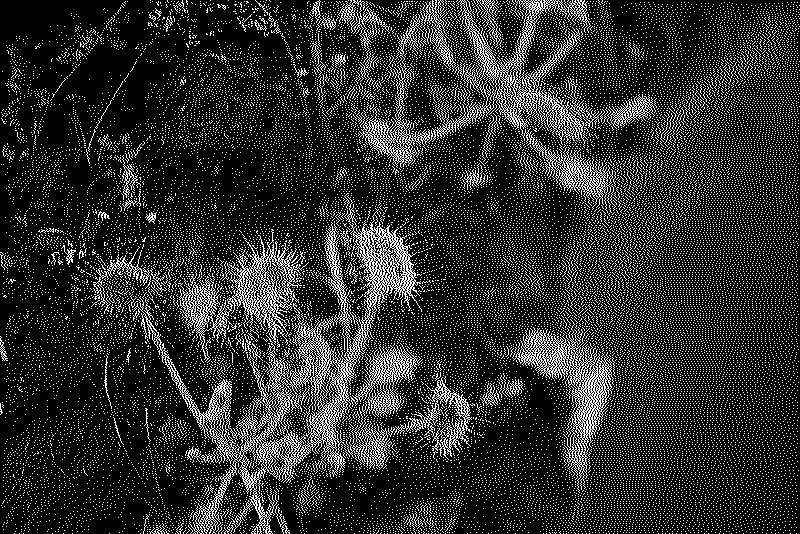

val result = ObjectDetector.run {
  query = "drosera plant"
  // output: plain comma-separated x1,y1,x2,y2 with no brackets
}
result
80,247,204,428
70,193,487,534
313,0,657,200
353,219,424,311
229,232,307,400
233,233,306,341
111,200,477,534
390,373,477,461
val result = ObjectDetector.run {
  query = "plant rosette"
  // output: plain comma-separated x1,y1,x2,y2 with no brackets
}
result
80,252,164,349
232,234,305,341
186,379,307,490
352,221,422,311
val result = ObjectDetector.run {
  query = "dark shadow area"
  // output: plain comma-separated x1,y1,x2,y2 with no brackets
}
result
569,5,798,532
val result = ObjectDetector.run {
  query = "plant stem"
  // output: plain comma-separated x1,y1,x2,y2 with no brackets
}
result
203,465,236,528
105,348,159,511
143,316,203,429
386,418,424,437
459,0,498,72
529,30,583,82
343,298,379,376
240,336,269,400
33,1,128,155
313,312,347,339
251,491,269,531
376,102,494,156
324,224,352,345
261,484,281,534
223,498,254,534
394,68,412,125
275,505,291,534
508,9,538,72
299,297,382,454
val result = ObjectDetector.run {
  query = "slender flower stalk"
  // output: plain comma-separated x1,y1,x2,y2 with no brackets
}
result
223,498,254,534
86,254,203,428
343,298,379,373
145,314,203,426
325,223,353,346
200,465,236,531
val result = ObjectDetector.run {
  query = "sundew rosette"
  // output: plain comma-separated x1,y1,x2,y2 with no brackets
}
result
84,254,163,342
410,376,474,460
353,221,423,310
233,234,305,339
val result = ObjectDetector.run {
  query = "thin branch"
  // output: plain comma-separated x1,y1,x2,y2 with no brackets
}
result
458,0,499,72
275,505,291,534
508,9,538,72
529,30,583,82
34,1,129,153
104,348,162,512
105,350,130,453
47,1,129,108
49,428,66,476
143,404,168,514
70,101,86,154
86,40,152,166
